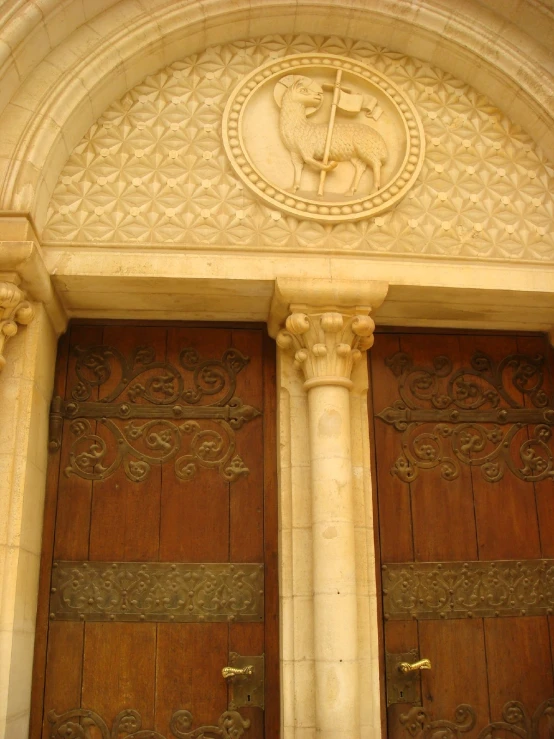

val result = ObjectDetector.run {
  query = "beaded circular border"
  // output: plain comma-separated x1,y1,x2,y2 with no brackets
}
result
222,53,425,224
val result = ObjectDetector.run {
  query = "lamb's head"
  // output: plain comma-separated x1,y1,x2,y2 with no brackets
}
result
289,78,323,109
274,75,323,115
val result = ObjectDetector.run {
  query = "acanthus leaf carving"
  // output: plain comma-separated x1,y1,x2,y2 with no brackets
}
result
0,282,34,372
277,309,375,388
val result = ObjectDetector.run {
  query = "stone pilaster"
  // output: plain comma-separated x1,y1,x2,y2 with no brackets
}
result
270,278,387,739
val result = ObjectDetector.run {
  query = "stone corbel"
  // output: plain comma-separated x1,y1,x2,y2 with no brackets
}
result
0,280,34,370
0,216,67,374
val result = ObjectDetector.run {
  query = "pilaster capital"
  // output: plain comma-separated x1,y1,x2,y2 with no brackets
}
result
277,309,376,388
0,280,34,371
269,277,388,389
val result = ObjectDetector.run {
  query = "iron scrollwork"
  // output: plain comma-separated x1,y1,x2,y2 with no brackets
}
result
47,707,250,739
400,700,554,739
49,345,261,483
376,350,554,483
49,561,264,623
382,559,554,621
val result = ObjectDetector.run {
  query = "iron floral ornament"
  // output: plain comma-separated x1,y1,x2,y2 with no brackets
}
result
376,350,554,483
222,53,424,223
49,344,261,483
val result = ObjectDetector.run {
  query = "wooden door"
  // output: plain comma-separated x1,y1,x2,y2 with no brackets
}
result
31,324,278,739
369,332,554,739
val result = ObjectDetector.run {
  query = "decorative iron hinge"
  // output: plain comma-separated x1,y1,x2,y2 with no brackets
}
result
376,350,554,483
48,345,261,483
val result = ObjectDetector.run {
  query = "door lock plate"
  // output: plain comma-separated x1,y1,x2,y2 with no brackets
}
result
386,649,423,705
226,652,264,710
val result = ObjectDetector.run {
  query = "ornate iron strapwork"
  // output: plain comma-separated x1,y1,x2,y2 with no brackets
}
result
49,345,261,482
376,350,554,483
49,561,264,623
48,707,251,739
399,700,554,739
382,559,554,621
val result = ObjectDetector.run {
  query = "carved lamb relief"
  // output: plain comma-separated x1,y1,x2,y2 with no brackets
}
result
275,73,388,196
223,53,424,223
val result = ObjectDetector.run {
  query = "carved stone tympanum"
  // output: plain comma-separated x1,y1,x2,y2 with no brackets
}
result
223,53,424,223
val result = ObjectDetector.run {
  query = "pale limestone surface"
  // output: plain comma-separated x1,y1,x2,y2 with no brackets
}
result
0,305,57,739
43,36,554,263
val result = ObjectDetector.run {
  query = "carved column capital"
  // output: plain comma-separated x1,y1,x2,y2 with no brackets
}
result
0,281,34,371
276,308,375,389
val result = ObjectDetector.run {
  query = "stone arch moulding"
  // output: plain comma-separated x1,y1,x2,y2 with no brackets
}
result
0,0,553,233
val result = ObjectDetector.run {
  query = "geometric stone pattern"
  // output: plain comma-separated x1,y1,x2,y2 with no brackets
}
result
44,35,554,263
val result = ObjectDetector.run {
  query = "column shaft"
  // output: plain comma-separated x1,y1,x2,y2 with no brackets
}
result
308,384,359,737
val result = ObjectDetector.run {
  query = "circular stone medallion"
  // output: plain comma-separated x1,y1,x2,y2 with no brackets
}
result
223,53,425,223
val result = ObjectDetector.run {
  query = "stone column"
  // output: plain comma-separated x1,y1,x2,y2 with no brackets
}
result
0,219,67,739
270,278,387,739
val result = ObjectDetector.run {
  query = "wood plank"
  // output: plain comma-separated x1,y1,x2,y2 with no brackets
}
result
41,622,84,739
160,327,231,562
484,617,554,719
516,335,554,559
89,326,165,562
81,623,156,727
155,623,228,733
370,334,414,563
418,619,489,739
229,623,264,737
54,325,104,561
401,334,477,562
30,330,70,739
460,335,542,561
230,329,264,563
262,331,279,739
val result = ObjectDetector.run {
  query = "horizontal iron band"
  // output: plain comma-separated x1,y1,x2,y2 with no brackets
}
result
382,558,554,621
55,399,242,420
378,407,554,425
50,561,264,623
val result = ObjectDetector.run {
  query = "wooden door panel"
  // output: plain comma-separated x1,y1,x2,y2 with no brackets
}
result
32,324,277,739
370,332,554,739
82,623,157,725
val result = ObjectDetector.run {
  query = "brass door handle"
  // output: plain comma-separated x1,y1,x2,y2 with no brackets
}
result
222,665,254,679
397,658,431,674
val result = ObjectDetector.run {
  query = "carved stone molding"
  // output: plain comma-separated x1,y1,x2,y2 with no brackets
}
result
270,277,388,388
0,281,34,371
277,309,375,389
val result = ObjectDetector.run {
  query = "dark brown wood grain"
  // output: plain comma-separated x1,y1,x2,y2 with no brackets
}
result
40,622,84,739
369,332,554,739
155,623,228,732
262,331,280,739
33,323,278,738
402,334,478,562
370,334,415,564
418,619,490,739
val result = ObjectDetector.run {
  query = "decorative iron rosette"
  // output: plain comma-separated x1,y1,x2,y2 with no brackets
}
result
222,53,425,223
